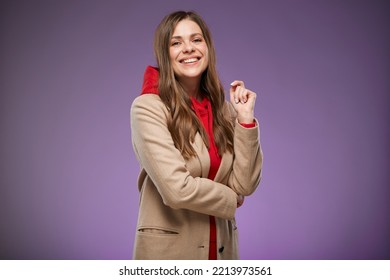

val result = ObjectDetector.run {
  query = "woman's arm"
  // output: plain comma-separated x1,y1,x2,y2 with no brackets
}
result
228,117,263,196
131,94,238,219
226,81,263,196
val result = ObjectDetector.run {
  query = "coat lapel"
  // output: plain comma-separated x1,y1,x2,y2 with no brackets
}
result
214,151,233,183
192,133,210,179
192,132,233,184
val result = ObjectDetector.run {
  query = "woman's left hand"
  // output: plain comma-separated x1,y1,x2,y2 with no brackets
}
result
237,194,245,208
229,80,256,123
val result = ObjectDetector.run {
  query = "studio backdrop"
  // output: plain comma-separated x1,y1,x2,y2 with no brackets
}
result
1,0,389,259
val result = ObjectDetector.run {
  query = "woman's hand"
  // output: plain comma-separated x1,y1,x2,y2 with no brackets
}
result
229,80,256,124
237,194,245,208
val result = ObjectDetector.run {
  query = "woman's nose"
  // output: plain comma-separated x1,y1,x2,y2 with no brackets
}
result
182,41,194,53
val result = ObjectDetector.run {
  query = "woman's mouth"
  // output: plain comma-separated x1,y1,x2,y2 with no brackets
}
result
180,57,200,64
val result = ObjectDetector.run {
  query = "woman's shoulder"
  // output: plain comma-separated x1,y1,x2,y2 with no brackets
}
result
131,94,169,117
132,94,165,110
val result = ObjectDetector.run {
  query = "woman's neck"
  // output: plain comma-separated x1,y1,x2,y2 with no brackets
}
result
179,78,203,101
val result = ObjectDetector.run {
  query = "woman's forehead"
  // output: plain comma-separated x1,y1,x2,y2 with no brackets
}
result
172,19,203,37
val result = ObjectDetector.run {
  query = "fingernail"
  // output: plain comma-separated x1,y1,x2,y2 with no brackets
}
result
235,99,239,103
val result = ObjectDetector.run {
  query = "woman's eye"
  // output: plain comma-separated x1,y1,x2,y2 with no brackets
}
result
171,41,181,46
193,38,202,43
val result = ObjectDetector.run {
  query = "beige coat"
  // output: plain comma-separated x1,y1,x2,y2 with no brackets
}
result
130,94,263,259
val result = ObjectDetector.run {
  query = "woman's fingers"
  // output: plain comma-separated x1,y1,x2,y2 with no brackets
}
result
230,82,256,104
229,80,257,123
238,87,249,103
230,81,248,104
237,194,245,208
230,80,243,104
230,80,245,88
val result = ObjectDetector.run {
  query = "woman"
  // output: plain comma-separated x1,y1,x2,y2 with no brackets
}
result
130,10,263,260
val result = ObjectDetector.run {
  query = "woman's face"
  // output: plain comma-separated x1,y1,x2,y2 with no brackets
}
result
169,19,209,85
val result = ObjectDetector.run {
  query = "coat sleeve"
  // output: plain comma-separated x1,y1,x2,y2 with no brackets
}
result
226,102,264,196
130,94,238,220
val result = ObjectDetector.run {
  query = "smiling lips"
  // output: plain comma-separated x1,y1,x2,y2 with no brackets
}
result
180,57,200,64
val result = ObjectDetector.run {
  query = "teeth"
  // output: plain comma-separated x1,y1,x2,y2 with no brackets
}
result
183,58,198,63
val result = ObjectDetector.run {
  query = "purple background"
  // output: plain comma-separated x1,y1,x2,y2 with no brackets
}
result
1,0,389,260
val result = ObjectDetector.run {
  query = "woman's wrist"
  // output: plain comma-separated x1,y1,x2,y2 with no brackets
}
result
237,113,254,124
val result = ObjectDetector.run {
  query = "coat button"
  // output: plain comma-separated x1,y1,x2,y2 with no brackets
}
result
219,246,224,253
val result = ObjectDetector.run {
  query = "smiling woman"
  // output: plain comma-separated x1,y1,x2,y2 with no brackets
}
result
130,11,263,260
169,19,209,94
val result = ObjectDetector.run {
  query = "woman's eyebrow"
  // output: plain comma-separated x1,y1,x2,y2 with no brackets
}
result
171,33,203,39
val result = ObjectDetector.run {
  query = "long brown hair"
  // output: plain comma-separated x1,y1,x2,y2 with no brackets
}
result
154,11,234,159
